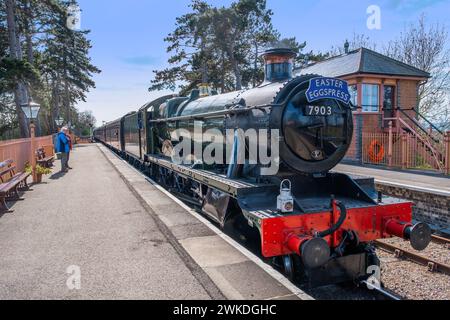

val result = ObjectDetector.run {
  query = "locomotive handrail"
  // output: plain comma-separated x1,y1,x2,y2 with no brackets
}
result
148,103,280,123
150,77,355,124
149,79,308,123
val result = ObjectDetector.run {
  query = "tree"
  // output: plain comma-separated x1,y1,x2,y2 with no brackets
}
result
235,0,278,87
0,0,100,139
150,0,306,94
384,15,450,128
210,6,244,90
149,0,213,92
276,37,328,68
40,13,100,132
4,0,31,137
76,110,96,136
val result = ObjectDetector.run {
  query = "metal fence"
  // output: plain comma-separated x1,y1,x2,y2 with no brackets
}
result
361,131,450,174
0,135,54,172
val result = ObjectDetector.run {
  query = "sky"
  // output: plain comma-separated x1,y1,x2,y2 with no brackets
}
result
75,0,450,125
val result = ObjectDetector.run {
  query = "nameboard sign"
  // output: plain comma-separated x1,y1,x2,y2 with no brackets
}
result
306,77,351,104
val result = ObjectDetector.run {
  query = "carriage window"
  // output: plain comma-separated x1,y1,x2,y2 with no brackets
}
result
362,84,379,112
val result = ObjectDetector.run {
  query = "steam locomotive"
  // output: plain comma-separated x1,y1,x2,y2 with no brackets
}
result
94,48,431,287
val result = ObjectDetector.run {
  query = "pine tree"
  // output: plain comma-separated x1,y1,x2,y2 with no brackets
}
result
149,0,214,92
1,0,100,139
4,0,31,137
150,0,319,94
40,14,100,132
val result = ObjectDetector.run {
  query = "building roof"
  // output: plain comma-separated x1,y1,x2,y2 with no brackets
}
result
294,47,430,79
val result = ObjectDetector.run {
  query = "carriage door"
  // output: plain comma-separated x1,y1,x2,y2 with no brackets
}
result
138,112,143,159
147,107,155,154
383,85,396,127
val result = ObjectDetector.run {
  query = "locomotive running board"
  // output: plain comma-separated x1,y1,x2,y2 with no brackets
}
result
146,155,277,198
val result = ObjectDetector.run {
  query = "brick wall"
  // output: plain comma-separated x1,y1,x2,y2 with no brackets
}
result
345,114,382,162
376,182,450,232
398,79,420,109
344,114,359,161
362,114,382,132
397,79,421,130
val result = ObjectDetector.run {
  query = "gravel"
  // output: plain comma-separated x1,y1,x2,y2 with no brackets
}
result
381,237,450,265
377,238,450,300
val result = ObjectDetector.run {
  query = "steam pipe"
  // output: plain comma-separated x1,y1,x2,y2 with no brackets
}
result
316,201,347,238
226,130,243,179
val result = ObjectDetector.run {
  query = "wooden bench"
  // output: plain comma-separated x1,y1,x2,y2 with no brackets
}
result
0,160,31,211
36,146,55,168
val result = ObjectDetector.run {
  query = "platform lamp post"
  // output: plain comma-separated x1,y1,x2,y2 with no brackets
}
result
71,125,76,145
21,100,41,183
89,122,94,141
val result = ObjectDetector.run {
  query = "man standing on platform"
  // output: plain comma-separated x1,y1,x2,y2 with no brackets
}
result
55,127,70,173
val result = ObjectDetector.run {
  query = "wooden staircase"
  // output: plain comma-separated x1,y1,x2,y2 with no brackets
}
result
385,108,446,172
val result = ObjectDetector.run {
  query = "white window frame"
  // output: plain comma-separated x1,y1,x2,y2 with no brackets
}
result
349,85,358,106
362,84,379,112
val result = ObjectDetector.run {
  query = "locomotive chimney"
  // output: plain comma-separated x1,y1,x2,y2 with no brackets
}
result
262,48,297,83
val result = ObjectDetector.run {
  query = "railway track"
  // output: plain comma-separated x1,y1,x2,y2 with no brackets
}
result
174,194,402,300
359,280,402,300
166,185,448,300
431,234,450,247
374,234,450,275
113,146,446,300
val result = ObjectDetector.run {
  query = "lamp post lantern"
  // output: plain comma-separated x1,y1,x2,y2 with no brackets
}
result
21,101,41,122
20,100,41,183
55,117,64,128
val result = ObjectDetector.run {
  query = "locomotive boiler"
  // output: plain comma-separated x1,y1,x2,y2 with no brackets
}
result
94,48,432,287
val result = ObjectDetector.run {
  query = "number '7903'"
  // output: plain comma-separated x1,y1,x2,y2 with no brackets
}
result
306,105,333,116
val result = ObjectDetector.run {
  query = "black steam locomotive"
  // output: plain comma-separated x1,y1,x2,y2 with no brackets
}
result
94,48,431,287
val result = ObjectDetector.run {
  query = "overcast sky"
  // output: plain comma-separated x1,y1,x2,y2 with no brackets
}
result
75,0,450,125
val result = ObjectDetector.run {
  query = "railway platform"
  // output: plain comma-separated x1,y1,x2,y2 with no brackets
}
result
0,144,308,300
335,164,450,194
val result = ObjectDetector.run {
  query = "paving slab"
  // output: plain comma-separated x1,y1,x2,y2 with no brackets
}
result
206,261,297,300
0,144,213,300
335,163,450,195
170,223,216,241
180,236,249,268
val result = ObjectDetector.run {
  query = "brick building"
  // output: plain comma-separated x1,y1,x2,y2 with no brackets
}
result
295,47,434,165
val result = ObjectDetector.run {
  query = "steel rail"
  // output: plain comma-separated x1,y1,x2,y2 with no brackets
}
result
360,280,402,300
431,234,450,246
374,240,450,275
